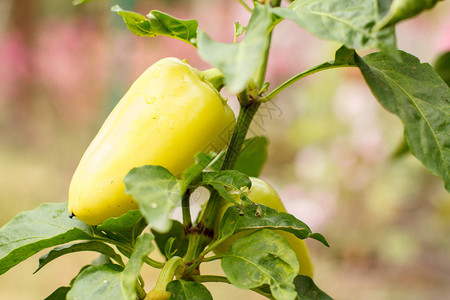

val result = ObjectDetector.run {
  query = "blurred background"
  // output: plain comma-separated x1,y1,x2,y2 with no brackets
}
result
0,0,449,299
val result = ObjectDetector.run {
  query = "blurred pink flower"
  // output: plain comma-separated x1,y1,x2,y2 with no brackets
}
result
279,183,336,230
435,20,450,52
33,17,108,120
0,31,30,101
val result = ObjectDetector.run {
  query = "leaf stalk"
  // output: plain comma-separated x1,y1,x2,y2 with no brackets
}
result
145,256,185,300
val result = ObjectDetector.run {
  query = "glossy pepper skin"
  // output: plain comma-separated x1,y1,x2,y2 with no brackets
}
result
68,58,235,225
214,177,314,278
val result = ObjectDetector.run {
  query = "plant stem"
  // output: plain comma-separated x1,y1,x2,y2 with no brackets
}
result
192,275,230,283
271,0,282,7
145,256,185,300
251,288,276,300
260,63,356,102
253,33,272,90
95,237,165,269
204,102,261,226
199,237,226,257
203,254,225,263
221,102,261,170
155,256,185,287
238,88,251,106
142,257,164,270
184,2,274,274
253,0,282,89
192,275,275,299
181,189,192,230
183,101,260,267
238,0,253,12
130,217,145,246
184,222,206,263
136,283,147,300
185,253,226,275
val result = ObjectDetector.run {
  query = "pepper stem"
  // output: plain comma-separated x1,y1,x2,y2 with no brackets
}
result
201,68,225,91
145,256,185,300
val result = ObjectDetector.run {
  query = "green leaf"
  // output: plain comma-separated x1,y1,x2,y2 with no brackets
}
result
34,241,124,273
70,264,93,285
330,45,357,66
234,22,246,42
124,165,182,233
183,136,268,180
294,275,333,300
222,229,299,300
202,170,252,191
218,204,329,247
165,237,177,259
152,220,189,260
68,234,154,300
44,286,71,300
181,153,216,192
377,0,395,19
273,0,396,54
308,233,329,247
201,170,252,205
185,136,268,178
167,280,213,300
91,255,113,266
377,0,440,29
96,210,147,245
121,233,155,299
197,4,272,93
434,51,450,87
355,51,450,191
234,136,269,177
0,202,94,275
72,0,95,6
261,46,357,102
67,264,125,300
111,5,198,46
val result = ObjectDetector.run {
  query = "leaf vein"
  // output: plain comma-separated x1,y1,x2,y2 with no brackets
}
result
373,66,448,172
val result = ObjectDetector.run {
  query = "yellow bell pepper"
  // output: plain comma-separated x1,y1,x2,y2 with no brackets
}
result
214,177,314,278
68,57,235,225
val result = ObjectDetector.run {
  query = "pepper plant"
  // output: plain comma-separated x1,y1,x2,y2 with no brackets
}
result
0,0,449,299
